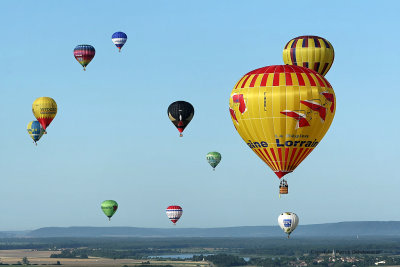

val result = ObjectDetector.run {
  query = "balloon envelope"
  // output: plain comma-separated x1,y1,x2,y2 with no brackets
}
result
167,101,194,136
206,152,222,170
74,44,95,70
27,121,45,143
229,65,335,180
101,200,118,220
278,212,299,237
283,35,334,76
166,205,183,224
32,97,57,131
112,32,127,51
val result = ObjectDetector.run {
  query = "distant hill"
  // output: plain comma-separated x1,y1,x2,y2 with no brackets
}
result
22,221,400,238
0,231,28,238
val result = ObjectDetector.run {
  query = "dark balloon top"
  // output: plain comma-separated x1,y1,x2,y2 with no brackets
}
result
167,101,194,134
168,101,194,121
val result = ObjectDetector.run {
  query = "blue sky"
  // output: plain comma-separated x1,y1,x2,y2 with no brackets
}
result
0,0,399,230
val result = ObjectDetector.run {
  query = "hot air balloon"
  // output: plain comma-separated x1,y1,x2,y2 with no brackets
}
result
229,65,335,194
278,212,299,238
166,205,182,225
167,101,194,137
101,200,118,221
283,36,334,76
206,152,222,170
74,44,95,71
112,31,127,52
32,97,57,133
27,121,45,145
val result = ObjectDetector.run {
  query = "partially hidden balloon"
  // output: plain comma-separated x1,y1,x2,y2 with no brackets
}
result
278,212,299,238
74,44,95,71
101,200,118,221
166,205,182,225
229,65,335,190
283,36,334,76
168,101,194,137
27,121,45,145
32,97,57,132
112,32,127,52
206,152,222,170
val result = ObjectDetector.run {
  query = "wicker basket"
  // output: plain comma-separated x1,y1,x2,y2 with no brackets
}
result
279,186,288,194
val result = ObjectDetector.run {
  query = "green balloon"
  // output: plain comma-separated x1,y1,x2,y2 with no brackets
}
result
206,152,222,170
101,200,118,221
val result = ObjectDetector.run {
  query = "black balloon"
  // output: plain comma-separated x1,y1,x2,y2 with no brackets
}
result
167,101,194,137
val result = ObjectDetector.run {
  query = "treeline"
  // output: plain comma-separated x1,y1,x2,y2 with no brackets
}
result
50,248,177,259
50,251,265,266
86,248,176,259
248,257,298,267
50,249,88,259
1,237,400,257
193,254,247,266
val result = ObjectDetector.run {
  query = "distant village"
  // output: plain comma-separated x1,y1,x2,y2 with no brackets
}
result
285,250,400,266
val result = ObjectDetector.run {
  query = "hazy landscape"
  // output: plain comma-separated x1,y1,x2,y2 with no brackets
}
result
0,222,398,266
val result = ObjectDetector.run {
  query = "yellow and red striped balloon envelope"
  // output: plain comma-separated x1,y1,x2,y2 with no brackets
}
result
283,36,334,76
229,65,335,179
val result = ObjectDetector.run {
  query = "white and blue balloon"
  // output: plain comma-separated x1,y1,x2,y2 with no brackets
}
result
278,212,299,238
112,31,127,52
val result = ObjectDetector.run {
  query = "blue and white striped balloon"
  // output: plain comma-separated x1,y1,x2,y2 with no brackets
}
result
111,31,127,52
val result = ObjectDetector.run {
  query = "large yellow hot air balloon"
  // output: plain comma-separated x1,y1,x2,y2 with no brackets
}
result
229,65,335,193
32,97,57,132
283,36,334,76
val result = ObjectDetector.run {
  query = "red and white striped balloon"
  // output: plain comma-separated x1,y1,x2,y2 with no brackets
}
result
166,205,183,225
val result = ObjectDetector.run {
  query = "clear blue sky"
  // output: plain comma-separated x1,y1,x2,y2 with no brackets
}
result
0,0,399,230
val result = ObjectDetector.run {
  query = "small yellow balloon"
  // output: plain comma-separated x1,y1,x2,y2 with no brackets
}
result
32,97,57,131
283,36,334,76
229,65,335,181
